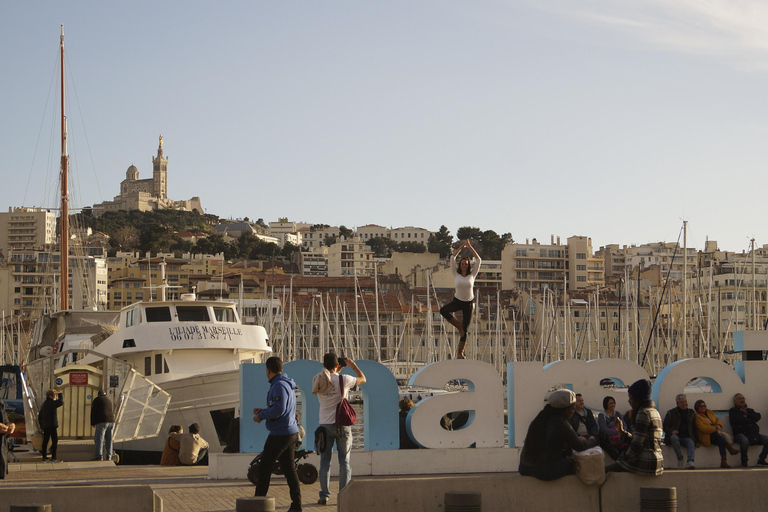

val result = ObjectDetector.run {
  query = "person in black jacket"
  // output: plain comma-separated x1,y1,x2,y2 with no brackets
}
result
568,393,599,441
519,389,598,480
663,393,698,469
729,393,768,467
91,390,115,462
0,399,16,478
38,388,63,462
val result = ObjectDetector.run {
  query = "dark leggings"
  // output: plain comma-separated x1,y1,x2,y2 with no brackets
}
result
440,297,474,334
710,432,728,456
42,427,58,459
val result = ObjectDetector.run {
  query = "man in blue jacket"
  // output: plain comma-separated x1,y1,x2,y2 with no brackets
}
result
253,356,302,512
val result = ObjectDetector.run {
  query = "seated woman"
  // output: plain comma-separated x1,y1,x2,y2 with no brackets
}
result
160,425,183,466
694,399,739,468
519,389,598,480
597,396,626,461
607,379,664,475
399,398,419,449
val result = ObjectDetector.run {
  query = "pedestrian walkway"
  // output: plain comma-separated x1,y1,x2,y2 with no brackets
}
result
3,456,337,512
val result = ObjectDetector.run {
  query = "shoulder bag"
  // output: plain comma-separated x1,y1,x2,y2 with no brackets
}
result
335,374,357,427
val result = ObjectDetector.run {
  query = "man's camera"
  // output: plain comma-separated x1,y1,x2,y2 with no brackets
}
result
338,357,347,367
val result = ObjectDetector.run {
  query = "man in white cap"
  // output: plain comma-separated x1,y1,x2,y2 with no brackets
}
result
519,389,598,480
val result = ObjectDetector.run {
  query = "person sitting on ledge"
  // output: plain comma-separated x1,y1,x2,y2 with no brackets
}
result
519,389,598,481
663,393,698,469
568,393,598,442
606,379,664,476
729,393,768,467
694,399,739,468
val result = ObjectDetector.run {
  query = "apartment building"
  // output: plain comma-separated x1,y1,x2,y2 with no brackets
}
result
301,226,340,250
300,247,329,276
501,235,604,292
599,242,697,280
0,249,108,317
108,257,190,309
390,226,432,247
327,237,374,277
0,207,57,254
268,218,304,248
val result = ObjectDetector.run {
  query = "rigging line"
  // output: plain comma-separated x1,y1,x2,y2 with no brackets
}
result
640,225,683,369
22,48,60,208
65,51,105,203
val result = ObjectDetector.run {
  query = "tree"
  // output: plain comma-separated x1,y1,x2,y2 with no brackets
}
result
427,225,453,258
339,225,354,239
324,234,337,247
366,237,398,257
456,226,482,243
281,241,300,259
112,226,140,250
397,241,426,254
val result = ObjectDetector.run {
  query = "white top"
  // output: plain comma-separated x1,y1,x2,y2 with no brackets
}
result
318,373,357,425
450,256,481,302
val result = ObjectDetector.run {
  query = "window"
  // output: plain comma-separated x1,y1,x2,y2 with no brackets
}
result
155,354,164,374
214,307,236,322
177,306,210,322
576,253,587,259
146,307,172,322
145,356,152,375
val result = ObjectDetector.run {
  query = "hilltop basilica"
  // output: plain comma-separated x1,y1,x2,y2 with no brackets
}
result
92,135,202,217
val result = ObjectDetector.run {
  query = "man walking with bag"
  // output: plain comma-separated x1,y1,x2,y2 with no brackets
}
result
312,353,366,506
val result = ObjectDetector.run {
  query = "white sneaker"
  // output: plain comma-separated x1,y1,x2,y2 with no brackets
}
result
686,461,695,469
677,460,684,469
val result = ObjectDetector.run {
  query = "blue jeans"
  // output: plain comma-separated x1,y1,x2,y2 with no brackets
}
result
94,422,114,460
668,434,695,462
734,433,768,463
319,424,352,500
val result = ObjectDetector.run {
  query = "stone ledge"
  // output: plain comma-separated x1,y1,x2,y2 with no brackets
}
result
0,485,161,512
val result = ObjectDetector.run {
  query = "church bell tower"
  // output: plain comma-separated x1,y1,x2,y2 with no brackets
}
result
152,134,168,199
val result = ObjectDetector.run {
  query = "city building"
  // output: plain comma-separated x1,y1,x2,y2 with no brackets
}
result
327,236,374,277
0,207,57,254
501,235,604,293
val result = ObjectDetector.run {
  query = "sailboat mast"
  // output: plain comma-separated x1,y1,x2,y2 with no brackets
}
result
60,24,69,311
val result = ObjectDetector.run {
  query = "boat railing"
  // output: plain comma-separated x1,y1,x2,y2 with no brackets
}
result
23,349,171,443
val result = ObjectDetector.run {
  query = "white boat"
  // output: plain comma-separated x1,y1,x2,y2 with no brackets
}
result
74,293,272,459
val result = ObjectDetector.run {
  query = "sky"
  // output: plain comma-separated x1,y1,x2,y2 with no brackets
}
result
3,1,768,254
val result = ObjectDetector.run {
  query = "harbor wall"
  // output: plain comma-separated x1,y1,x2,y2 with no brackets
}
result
0,485,161,512
337,470,768,512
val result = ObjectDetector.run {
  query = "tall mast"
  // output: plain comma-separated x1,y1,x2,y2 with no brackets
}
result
60,24,69,311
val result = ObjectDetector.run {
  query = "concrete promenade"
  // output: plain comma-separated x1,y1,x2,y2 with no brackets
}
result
1,455,338,512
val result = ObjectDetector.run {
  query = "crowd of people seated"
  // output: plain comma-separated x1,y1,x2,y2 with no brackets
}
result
518,380,767,480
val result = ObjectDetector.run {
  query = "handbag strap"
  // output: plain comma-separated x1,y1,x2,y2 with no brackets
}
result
338,374,346,400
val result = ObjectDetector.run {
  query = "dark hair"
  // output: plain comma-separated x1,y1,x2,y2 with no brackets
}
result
458,257,473,277
575,393,583,398
168,425,182,434
189,423,200,434
266,356,283,374
323,353,338,371
603,396,615,410
694,399,706,411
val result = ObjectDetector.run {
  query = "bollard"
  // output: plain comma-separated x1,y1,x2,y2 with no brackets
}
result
640,487,676,512
235,496,275,512
445,491,481,512
10,506,52,512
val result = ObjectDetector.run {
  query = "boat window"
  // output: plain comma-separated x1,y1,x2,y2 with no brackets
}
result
155,354,164,374
125,308,136,327
145,307,172,323
214,307,236,323
144,356,152,376
177,306,210,322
